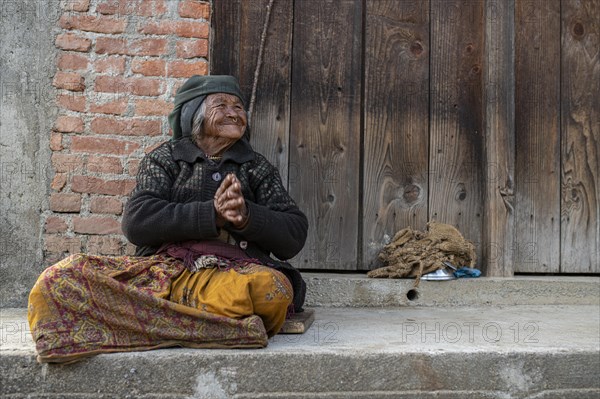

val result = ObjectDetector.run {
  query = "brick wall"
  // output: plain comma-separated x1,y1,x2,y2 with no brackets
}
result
45,0,210,264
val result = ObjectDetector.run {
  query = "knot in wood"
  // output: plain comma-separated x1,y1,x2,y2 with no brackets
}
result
410,41,424,56
572,22,585,38
403,184,421,204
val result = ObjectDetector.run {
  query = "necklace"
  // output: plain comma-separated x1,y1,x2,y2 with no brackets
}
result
206,154,222,161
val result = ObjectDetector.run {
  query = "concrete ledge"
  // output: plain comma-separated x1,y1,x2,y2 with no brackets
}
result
304,275,600,307
2,305,599,398
3,351,599,398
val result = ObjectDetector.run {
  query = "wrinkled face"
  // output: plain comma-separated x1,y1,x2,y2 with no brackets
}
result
202,93,247,140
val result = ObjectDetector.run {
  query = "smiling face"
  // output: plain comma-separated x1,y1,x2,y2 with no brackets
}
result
201,93,247,141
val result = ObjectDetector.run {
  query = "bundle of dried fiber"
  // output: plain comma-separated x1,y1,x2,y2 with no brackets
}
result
367,221,477,286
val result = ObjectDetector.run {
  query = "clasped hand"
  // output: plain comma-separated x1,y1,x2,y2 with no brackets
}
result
213,173,248,228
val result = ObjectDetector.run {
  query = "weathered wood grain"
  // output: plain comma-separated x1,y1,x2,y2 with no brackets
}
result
482,0,515,276
210,0,598,274
363,0,430,269
560,0,599,273
210,0,241,76
515,0,561,273
289,0,363,270
429,0,485,263
239,0,293,183
238,0,264,101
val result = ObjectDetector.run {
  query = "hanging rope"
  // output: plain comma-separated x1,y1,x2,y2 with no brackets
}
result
248,0,275,126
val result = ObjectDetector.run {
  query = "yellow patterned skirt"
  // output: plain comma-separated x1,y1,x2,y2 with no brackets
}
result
28,253,293,363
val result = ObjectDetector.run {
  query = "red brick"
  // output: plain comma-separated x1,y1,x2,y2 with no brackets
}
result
50,193,82,212
168,60,208,78
87,156,123,174
134,99,172,116
90,196,123,214
96,0,120,14
64,0,90,12
91,116,161,136
89,98,128,115
139,20,209,38
45,235,82,254
93,75,120,93
127,77,164,96
98,0,166,17
95,76,163,97
175,20,209,38
53,72,85,92
59,14,127,34
45,217,68,233
178,1,210,19
131,59,166,76
138,20,172,35
72,175,136,195
50,133,63,151
176,39,208,59
96,37,167,56
87,236,123,255
53,115,84,133
94,56,126,74
52,153,85,173
73,217,122,235
57,53,89,71
55,33,92,52
129,38,168,56
51,173,67,191
57,93,86,112
94,37,126,54
127,159,141,176
71,136,141,155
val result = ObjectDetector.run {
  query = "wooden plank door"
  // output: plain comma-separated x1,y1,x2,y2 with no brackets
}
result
560,0,600,273
482,0,516,277
211,0,598,274
289,0,363,270
429,0,485,261
363,0,430,269
212,0,293,184
515,0,561,272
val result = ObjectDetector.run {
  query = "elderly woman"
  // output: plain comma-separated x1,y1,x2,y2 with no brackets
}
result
28,75,308,363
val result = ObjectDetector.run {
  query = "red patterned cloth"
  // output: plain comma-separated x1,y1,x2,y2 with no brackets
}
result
158,240,255,271
28,254,268,363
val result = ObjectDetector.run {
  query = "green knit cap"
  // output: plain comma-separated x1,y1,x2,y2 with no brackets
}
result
168,75,244,140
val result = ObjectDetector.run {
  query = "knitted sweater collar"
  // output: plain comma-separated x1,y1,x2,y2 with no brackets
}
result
172,137,255,164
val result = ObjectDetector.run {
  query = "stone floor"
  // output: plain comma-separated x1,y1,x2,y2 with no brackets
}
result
1,276,599,398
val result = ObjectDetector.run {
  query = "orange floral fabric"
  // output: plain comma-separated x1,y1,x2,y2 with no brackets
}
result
28,254,292,363
171,264,292,336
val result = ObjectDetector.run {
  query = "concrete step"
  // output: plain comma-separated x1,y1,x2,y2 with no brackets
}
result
2,302,599,398
2,276,599,398
302,274,600,307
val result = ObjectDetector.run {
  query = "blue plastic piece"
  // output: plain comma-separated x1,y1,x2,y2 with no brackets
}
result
453,267,481,278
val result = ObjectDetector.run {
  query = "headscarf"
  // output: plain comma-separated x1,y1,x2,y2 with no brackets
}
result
168,75,245,140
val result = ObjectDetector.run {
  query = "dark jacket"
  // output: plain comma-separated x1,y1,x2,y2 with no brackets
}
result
122,137,308,311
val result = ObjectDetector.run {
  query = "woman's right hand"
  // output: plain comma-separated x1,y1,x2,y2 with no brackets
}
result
213,173,249,228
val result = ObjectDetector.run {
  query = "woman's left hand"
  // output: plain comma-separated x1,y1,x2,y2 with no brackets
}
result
213,174,249,228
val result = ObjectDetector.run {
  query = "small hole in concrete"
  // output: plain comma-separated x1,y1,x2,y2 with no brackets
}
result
406,289,419,301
